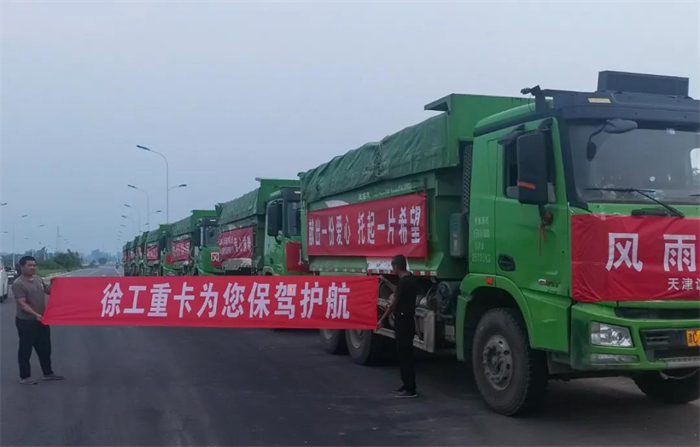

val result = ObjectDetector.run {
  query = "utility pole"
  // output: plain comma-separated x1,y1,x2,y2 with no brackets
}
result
55,226,61,254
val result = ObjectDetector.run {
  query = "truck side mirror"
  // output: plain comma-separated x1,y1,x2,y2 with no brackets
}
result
516,133,549,205
267,202,282,237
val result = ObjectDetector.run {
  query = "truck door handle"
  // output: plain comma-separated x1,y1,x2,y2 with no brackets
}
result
498,255,515,272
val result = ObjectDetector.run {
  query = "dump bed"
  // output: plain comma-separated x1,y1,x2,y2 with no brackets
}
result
300,94,527,277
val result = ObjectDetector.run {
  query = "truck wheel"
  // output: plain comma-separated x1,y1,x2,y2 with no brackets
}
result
472,308,548,416
345,329,394,365
635,369,699,404
320,329,347,354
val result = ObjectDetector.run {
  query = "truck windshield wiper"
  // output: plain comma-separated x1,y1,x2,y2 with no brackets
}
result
585,187,685,218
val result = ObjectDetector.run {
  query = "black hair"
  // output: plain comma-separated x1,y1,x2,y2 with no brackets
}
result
391,254,407,271
19,256,36,267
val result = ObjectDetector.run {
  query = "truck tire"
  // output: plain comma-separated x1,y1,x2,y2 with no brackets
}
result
635,369,700,404
320,329,347,354
472,308,548,416
345,329,394,365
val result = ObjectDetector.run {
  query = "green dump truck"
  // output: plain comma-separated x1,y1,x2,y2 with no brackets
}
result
302,71,700,415
216,178,307,276
144,224,171,276
170,210,221,276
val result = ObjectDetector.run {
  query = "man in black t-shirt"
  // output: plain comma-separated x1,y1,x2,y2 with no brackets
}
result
377,254,417,398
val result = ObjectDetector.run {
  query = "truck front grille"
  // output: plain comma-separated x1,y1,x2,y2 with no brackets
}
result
616,308,700,320
641,329,700,362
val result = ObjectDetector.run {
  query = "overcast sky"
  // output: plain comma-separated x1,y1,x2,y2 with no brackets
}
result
1,1,699,254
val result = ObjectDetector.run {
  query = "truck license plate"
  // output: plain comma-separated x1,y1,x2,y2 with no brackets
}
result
686,330,700,347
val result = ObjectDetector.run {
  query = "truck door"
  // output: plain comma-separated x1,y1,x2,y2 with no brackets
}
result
493,121,570,348
264,199,284,274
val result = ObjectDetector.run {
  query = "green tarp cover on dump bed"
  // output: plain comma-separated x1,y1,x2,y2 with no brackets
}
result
146,224,171,244
145,230,159,244
299,94,529,202
217,189,259,226
171,210,217,237
299,113,448,202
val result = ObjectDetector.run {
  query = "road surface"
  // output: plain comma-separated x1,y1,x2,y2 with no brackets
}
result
1,267,698,446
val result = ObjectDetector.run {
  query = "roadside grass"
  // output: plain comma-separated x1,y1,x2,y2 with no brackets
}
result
37,268,69,278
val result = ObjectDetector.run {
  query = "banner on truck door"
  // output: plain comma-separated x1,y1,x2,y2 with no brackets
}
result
572,214,700,302
218,227,254,260
210,251,222,268
43,276,377,329
307,193,427,258
146,245,159,262
285,241,309,272
172,239,190,262
128,250,135,261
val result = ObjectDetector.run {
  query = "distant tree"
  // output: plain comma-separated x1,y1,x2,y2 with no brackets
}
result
54,251,81,271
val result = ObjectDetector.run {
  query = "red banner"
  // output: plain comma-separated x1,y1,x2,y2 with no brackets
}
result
146,245,159,261
218,227,254,260
307,193,427,258
43,276,377,329
286,241,309,272
172,239,190,262
572,214,700,302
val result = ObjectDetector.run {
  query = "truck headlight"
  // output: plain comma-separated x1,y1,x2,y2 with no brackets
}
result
590,322,633,347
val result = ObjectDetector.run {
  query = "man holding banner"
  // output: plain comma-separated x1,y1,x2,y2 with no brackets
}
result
377,255,418,399
12,256,65,385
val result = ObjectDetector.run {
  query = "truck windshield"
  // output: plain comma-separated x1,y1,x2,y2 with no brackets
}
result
203,225,219,246
569,122,700,204
285,200,301,237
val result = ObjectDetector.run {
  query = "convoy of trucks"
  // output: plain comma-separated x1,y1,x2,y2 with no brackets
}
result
120,71,700,415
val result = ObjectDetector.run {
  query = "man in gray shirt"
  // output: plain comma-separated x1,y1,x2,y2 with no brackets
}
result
13,256,64,385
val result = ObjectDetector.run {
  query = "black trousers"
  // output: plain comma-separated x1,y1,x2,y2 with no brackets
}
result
16,318,53,379
395,315,416,392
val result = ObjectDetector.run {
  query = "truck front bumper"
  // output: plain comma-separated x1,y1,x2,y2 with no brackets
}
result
571,302,700,371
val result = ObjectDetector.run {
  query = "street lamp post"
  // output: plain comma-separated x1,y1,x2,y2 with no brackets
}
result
127,184,150,229
149,209,162,226
12,214,28,265
121,215,136,237
137,145,170,223
168,183,187,192
124,204,141,232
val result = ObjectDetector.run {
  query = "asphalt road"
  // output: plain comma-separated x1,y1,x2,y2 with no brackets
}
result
1,267,698,446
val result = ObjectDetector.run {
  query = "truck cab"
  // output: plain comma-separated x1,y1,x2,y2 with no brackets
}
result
263,186,306,275
192,216,223,276
460,71,699,414
160,232,179,276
